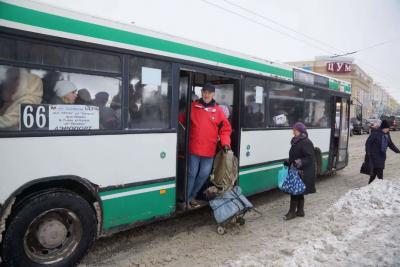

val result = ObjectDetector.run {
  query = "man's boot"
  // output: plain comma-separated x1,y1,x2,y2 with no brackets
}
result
296,196,305,217
284,196,297,220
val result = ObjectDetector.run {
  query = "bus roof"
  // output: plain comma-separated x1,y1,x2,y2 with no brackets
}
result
0,0,351,94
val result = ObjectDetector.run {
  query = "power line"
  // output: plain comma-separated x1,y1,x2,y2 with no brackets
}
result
356,37,400,53
199,0,338,56
221,0,345,55
200,0,400,101
331,37,400,58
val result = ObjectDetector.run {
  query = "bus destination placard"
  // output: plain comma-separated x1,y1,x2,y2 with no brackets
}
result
20,104,100,131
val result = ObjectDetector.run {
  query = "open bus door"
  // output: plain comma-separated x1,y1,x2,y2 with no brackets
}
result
176,69,240,210
330,96,350,170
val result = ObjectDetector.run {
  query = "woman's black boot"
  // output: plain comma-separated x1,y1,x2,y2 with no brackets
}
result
284,196,298,220
296,196,305,217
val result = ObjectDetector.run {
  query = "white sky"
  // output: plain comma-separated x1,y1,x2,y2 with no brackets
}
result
34,0,400,102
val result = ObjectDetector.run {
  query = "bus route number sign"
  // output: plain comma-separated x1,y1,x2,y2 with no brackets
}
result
20,104,49,131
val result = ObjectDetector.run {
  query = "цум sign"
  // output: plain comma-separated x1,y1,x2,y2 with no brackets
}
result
327,62,351,73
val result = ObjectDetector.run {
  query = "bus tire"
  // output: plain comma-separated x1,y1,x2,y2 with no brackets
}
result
1,190,96,267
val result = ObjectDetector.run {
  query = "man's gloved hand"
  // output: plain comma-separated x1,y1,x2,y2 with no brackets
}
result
223,145,231,153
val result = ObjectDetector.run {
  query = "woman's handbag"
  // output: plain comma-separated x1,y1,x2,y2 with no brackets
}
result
281,166,306,195
277,166,288,190
360,154,372,175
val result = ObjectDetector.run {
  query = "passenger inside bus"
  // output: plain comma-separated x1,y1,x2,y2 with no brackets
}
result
51,80,78,104
95,91,120,129
304,101,328,127
75,88,92,105
128,83,144,125
244,94,264,127
0,68,43,129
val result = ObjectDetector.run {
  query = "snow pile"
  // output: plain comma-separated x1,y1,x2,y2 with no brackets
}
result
227,180,400,267
283,179,400,267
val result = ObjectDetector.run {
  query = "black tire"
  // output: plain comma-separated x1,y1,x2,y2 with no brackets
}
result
2,190,97,267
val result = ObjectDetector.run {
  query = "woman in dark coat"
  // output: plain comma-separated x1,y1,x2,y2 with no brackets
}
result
366,120,400,184
284,122,316,220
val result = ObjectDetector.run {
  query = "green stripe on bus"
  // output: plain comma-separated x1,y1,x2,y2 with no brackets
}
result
0,2,292,79
239,154,330,195
100,180,176,230
322,156,329,173
239,162,283,196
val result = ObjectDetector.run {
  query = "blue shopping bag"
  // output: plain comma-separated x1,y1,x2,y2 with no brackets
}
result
281,166,305,195
277,166,288,190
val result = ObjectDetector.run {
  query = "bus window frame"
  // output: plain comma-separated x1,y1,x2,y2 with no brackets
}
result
241,75,349,131
0,29,352,137
0,33,178,137
242,76,268,129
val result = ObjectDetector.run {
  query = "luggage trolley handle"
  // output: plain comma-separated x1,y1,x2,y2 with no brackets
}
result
231,189,247,210
231,188,262,216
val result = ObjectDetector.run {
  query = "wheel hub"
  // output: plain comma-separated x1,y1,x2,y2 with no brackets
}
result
37,218,68,249
24,208,83,264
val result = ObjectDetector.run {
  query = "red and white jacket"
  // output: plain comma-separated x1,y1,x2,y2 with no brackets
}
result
180,99,232,157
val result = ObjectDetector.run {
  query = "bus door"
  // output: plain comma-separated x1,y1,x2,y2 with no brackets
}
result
176,69,240,210
330,96,350,170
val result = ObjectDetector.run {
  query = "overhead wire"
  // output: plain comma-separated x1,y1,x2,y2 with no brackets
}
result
331,37,400,58
199,0,339,56
221,0,345,55
200,0,400,100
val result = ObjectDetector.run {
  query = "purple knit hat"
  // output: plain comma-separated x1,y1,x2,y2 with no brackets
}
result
293,122,307,134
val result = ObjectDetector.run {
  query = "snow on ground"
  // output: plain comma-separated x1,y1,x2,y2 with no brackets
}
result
228,180,400,267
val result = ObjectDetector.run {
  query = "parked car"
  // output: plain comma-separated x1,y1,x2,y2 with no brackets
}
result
380,115,400,131
351,118,371,135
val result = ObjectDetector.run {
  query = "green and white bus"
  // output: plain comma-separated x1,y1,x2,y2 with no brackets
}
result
0,1,351,266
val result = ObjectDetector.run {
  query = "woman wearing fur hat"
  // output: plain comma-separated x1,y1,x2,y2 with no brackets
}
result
51,80,78,104
283,122,316,220
366,120,400,184
0,68,43,130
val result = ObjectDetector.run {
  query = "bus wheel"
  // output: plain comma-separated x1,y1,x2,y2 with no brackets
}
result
2,190,96,267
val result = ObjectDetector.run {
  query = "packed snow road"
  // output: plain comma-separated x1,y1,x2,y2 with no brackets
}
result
80,132,400,267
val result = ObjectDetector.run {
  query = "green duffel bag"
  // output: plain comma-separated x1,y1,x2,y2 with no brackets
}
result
210,150,238,192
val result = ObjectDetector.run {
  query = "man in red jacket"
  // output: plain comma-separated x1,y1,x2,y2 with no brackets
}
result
185,83,232,208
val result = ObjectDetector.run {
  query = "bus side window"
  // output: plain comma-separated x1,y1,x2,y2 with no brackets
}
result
128,57,171,129
0,66,43,130
0,65,122,131
267,81,304,127
243,77,266,128
48,72,122,130
304,88,330,128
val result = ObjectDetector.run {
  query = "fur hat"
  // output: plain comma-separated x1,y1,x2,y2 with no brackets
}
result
380,120,390,129
54,80,77,97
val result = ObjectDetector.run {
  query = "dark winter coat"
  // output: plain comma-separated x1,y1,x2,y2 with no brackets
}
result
366,129,400,169
289,135,316,195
